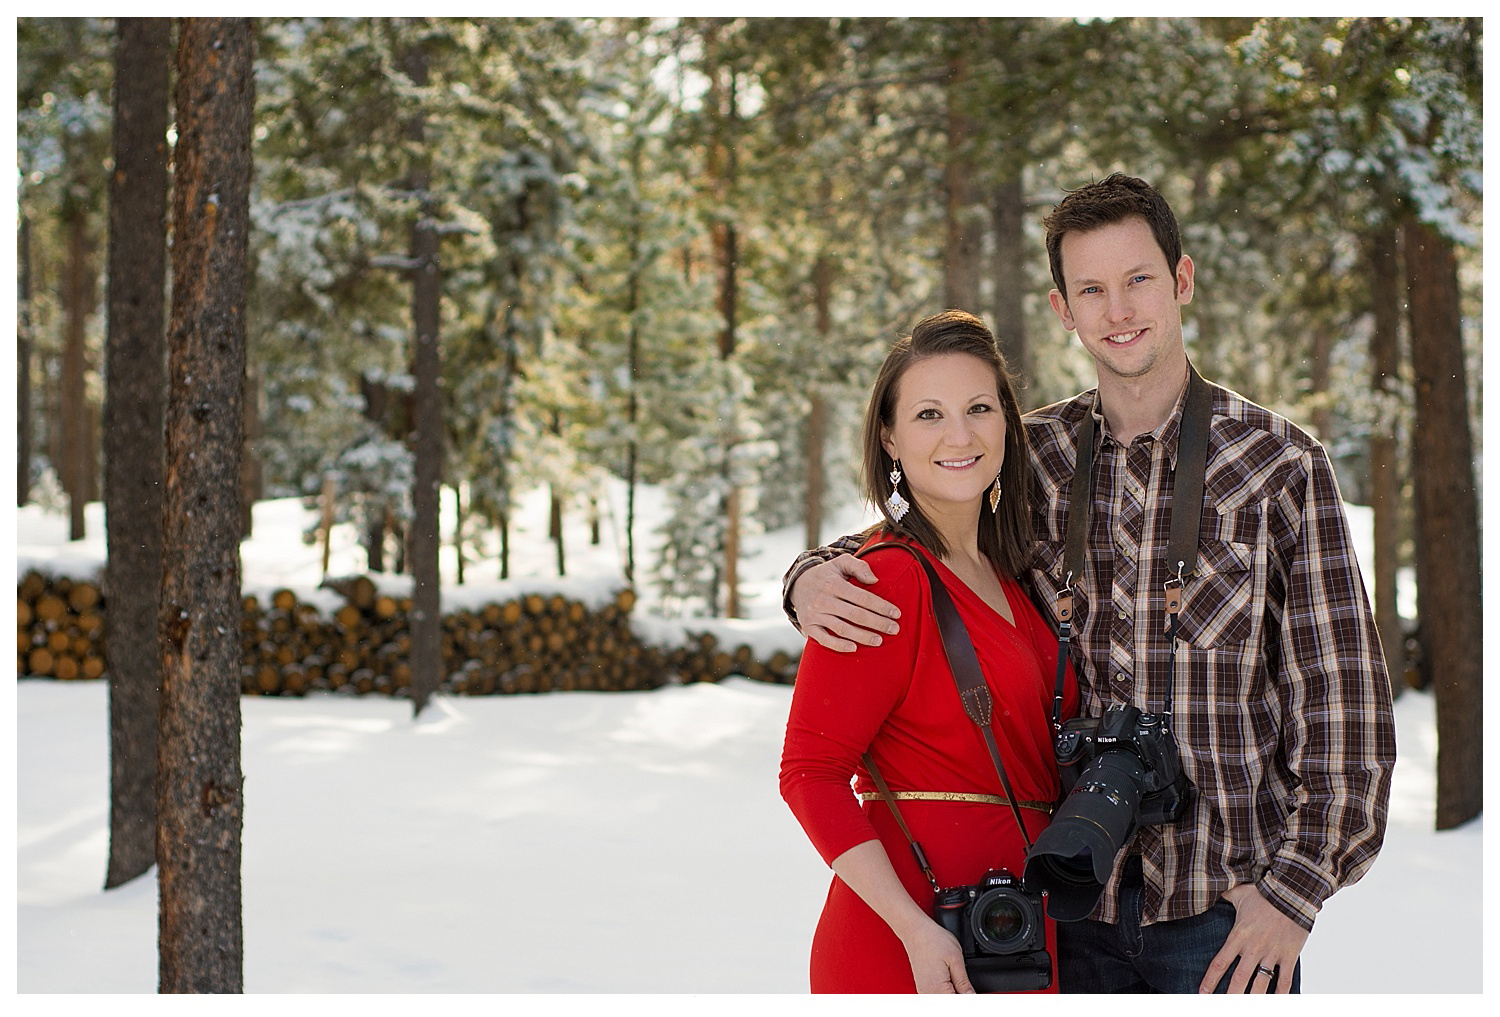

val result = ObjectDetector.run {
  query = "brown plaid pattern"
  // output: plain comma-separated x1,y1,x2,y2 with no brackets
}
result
784,374,1396,931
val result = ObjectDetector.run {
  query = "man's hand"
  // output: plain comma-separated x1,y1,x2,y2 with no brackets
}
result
789,554,902,652
1199,883,1310,993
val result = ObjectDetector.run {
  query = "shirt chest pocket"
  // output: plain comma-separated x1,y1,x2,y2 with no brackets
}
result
1173,539,1255,648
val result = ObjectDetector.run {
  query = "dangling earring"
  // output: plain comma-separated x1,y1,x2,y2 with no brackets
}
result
886,461,911,522
989,473,1003,514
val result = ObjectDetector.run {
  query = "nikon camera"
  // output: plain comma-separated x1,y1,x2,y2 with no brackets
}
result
1023,704,1190,922
933,869,1052,992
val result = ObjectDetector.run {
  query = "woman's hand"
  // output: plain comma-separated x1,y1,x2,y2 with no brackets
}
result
900,920,975,993
829,840,974,993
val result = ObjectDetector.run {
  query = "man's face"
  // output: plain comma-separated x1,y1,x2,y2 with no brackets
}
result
1047,216,1194,388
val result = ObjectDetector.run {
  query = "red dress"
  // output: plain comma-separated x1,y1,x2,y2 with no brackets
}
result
780,535,1079,993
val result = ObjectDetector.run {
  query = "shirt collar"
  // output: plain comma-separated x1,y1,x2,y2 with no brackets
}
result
1089,363,1194,469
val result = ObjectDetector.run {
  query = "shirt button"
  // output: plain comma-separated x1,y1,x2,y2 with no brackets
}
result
1114,673,1130,684
1116,610,1129,621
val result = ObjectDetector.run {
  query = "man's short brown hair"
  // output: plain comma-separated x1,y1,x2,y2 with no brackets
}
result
1043,173,1183,301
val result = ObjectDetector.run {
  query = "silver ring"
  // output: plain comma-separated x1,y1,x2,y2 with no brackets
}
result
1256,965,1276,977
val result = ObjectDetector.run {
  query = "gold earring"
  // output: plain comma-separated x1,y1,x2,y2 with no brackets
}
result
989,473,1002,514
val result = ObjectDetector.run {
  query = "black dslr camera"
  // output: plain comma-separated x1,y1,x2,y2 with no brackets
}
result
933,868,1052,992
1023,704,1190,921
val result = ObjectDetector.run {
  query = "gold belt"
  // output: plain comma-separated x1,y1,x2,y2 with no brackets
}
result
860,790,1053,813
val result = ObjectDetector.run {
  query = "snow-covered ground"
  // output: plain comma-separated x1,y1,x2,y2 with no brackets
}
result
11,482,1486,995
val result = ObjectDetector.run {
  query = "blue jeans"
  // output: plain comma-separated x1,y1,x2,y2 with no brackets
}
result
1056,857,1302,994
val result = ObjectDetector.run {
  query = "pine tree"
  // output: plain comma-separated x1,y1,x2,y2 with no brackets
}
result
157,17,254,993
103,14,172,892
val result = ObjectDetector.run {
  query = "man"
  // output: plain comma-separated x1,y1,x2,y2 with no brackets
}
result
782,173,1396,994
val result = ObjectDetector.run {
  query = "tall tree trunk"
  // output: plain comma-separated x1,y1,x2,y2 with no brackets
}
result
494,309,517,582
989,175,1030,399
497,507,510,580
1367,228,1406,697
623,136,645,587
103,15,171,892
157,17,253,993
1187,169,1225,381
240,366,262,538
62,201,97,541
550,487,566,576
942,52,980,312
19,215,35,506
84,399,101,505
496,354,514,583
805,249,833,551
1308,323,1333,444
707,42,742,619
454,483,466,586
359,372,388,572
402,31,444,716
549,416,566,576
1402,219,1481,831
46,361,63,485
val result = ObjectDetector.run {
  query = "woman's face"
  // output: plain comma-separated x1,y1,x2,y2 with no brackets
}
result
881,353,1006,522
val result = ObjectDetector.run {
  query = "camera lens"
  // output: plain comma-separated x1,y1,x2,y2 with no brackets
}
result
981,896,1024,942
1036,844,1095,884
971,888,1035,954
1024,749,1148,922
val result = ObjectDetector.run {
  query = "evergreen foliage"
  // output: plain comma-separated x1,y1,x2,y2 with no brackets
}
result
16,16,1482,624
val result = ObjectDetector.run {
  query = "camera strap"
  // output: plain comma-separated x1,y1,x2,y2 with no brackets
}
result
1053,365,1213,727
856,541,1039,881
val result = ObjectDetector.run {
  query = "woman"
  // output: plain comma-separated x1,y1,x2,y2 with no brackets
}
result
779,309,1078,993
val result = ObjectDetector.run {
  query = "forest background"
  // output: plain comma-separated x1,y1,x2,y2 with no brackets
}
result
10,15,1485,989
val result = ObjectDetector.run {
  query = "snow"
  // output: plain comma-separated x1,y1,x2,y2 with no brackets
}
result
10,482,1488,997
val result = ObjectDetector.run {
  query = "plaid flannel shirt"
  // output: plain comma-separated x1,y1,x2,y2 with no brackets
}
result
783,371,1396,931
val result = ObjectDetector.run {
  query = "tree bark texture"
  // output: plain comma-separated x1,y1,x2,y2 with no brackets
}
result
707,46,742,619
402,34,444,716
550,485,566,577
18,215,35,506
157,17,254,993
1402,219,1482,831
1308,323,1333,444
46,362,64,485
62,202,97,541
942,53,980,313
805,250,833,551
240,366,262,538
989,176,1030,400
1366,228,1406,696
624,181,642,585
359,372,391,572
103,15,172,891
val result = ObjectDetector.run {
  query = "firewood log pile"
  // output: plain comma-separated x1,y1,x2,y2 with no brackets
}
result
16,570,107,682
17,569,802,695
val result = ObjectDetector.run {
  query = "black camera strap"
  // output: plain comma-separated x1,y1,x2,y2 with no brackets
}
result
855,541,1039,885
1053,365,1213,727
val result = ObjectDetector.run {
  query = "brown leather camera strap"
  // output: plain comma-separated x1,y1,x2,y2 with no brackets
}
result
856,541,1036,863
861,748,941,893
1054,365,1213,725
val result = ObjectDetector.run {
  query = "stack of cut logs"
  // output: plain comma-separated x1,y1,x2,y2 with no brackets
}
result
663,631,798,686
16,570,107,681
18,569,802,695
